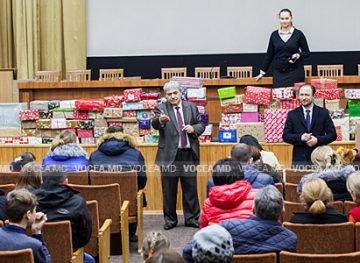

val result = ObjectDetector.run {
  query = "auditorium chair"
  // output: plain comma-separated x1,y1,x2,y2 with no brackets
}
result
194,67,220,79
35,71,61,82
67,171,90,185
284,183,300,202
227,66,253,78
42,221,84,263
283,222,354,253
284,169,315,184
232,252,276,263
0,184,16,194
275,182,284,196
283,201,343,222
161,67,187,79
85,200,112,263
356,223,360,251
280,251,360,263
0,172,20,185
0,249,34,263
317,65,344,77
69,184,130,263
304,65,312,78
344,201,357,215
89,170,144,253
0,221,3,227
66,70,91,81
99,69,124,81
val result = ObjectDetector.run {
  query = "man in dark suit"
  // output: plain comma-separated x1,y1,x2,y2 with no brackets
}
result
152,81,205,230
283,84,337,168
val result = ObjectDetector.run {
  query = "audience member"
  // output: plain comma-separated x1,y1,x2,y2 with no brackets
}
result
353,152,360,171
42,130,88,172
0,189,51,263
201,158,258,228
239,135,280,169
297,146,355,201
9,152,36,172
336,147,357,165
0,189,5,221
142,231,170,261
291,178,347,224
183,186,296,261
34,165,94,263
16,162,43,192
146,249,186,263
346,172,360,223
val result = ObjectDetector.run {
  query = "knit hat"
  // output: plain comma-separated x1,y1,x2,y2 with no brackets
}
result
192,224,234,263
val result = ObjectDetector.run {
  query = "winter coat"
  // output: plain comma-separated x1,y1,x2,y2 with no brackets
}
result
297,165,355,201
34,183,92,251
290,207,348,224
42,143,88,172
200,180,258,228
241,164,274,189
0,190,6,221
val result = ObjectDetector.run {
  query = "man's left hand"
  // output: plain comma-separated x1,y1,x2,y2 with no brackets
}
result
306,136,318,147
183,125,195,134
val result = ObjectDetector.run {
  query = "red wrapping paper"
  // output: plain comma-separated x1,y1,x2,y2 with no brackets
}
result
244,86,271,105
19,110,40,121
314,88,343,100
264,109,289,143
77,129,93,138
123,110,137,119
222,105,243,114
73,109,89,120
272,87,295,100
311,79,338,89
143,100,158,110
124,88,142,102
104,95,123,108
280,99,301,110
75,99,105,111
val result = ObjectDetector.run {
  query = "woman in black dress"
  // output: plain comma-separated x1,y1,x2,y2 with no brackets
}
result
256,9,310,88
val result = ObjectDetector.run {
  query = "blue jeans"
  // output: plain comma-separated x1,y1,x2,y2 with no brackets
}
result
207,178,215,197
84,253,96,263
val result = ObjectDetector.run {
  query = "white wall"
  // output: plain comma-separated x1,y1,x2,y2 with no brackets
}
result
87,0,360,57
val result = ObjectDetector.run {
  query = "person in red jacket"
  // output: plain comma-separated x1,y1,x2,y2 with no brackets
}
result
346,172,360,223
200,158,259,228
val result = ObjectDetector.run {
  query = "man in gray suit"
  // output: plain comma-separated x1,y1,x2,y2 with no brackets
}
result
152,81,205,230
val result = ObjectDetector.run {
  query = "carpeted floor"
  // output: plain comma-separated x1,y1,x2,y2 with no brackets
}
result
111,214,198,263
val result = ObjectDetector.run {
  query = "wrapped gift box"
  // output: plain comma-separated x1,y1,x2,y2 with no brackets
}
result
202,124,213,136
48,100,60,110
269,100,281,109
30,100,49,111
171,77,203,89
124,88,142,102
222,105,243,114
103,108,123,118
42,138,53,144
244,86,271,105
139,128,152,136
137,110,151,120
345,89,360,99
264,109,289,143
325,99,340,111
36,129,61,138
236,122,265,142
221,113,241,124
200,112,209,126
19,110,39,121
350,117,360,137
65,120,79,128
138,119,151,129
220,95,244,107
94,127,107,138
123,122,139,137
0,128,22,137
73,109,89,120
22,121,37,129
51,119,67,129
77,129,94,138
294,82,305,90
272,87,295,100
332,117,349,141
140,92,161,100
241,112,259,122
60,100,76,109
123,110,137,119
38,110,52,119
280,99,301,110
330,109,344,119
52,111,66,119
187,87,206,99
187,98,206,107
218,130,237,143
94,119,108,128
217,86,236,99
104,95,123,108
314,88,343,100
62,128,77,135
75,99,105,111
199,135,211,143
78,120,94,129
88,111,104,119
314,98,324,108
311,79,338,89
144,134,159,143
22,129,36,137
80,137,96,144
28,137,43,145
143,100,158,110
348,100,360,117
243,103,258,112
197,106,206,114
122,101,144,111
36,119,51,129
108,122,123,127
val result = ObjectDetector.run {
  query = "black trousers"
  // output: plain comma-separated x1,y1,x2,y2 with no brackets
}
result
161,148,200,225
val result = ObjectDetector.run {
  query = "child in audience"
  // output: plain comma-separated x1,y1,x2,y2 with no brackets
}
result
9,152,36,172
42,130,88,172
142,231,170,261
346,172,360,223
291,178,347,224
145,249,185,263
336,147,357,165
15,162,43,192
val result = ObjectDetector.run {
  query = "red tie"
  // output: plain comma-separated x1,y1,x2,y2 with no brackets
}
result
175,106,187,148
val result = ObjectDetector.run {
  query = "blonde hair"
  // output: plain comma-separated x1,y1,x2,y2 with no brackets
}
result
311,146,340,170
142,231,170,260
346,172,360,202
301,178,333,215
16,162,42,191
336,147,357,165
50,130,77,151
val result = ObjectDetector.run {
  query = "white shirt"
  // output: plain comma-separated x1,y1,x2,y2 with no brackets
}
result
173,103,191,148
302,105,313,124
278,27,294,43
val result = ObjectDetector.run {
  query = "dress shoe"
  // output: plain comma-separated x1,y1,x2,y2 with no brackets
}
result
163,222,177,230
185,221,200,228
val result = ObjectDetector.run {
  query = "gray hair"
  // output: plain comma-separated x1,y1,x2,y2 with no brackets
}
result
163,81,182,92
254,185,283,220
347,172,360,202
42,165,68,185
230,143,252,163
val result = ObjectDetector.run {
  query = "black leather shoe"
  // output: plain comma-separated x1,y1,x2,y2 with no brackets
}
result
185,221,200,228
163,222,177,230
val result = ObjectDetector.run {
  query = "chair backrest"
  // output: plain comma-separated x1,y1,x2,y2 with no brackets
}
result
233,252,276,263
70,184,121,233
194,67,220,79
161,67,187,79
285,169,315,184
66,70,91,81
99,69,124,81
283,222,354,253
304,65,312,78
89,171,137,216
0,249,34,263
67,171,89,185
0,172,20,185
0,184,16,194
284,183,300,202
317,65,344,77
355,223,360,251
280,251,360,263
0,221,3,227
85,200,100,257
227,66,253,78
42,221,73,263
275,182,284,196
344,201,357,216
358,64,360,76
35,71,61,82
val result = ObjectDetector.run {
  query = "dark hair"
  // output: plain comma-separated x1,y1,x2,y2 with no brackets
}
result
10,152,36,172
239,135,263,151
279,8,293,17
145,249,185,263
42,165,68,185
250,146,262,162
212,158,244,186
5,189,37,223
299,84,316,95
230,143,253,163
106,126,124,133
